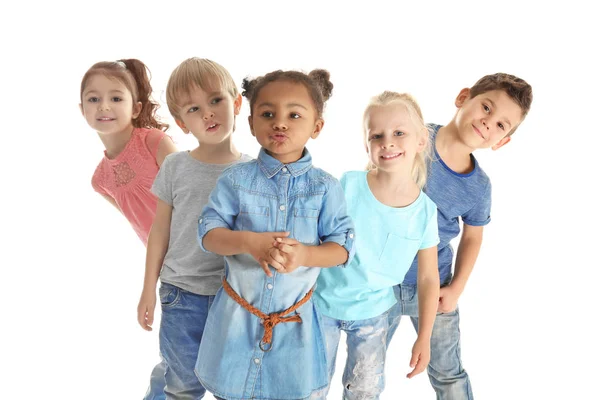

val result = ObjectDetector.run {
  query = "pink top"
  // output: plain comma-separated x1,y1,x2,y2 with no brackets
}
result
91,127,169,245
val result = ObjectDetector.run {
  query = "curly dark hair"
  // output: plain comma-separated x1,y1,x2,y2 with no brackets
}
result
241,69,333,117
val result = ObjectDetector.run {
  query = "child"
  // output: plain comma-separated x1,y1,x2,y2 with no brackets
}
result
136,57,252,399
80,58,177,400
310,92,440,399
195,69,355,400
386,73,533,400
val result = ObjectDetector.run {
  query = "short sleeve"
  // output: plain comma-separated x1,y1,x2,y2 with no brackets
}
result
91,165,109,196
197,169,240,253
151,153,174,205
462,180,492,226
318,178,355,267
144,128,172,158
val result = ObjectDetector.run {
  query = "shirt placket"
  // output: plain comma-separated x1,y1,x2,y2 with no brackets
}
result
244,167,292,399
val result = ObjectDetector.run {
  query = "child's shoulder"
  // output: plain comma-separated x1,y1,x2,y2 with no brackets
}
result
308,166,343,186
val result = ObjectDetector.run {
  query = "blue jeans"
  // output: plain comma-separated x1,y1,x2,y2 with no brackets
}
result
387,284,473,400
319,311,389,400
144,359,166,400
152,282,214,400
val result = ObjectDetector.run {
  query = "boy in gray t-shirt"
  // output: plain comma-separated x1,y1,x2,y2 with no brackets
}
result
136,58,251,400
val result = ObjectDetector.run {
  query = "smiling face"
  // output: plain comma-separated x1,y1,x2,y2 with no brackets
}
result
454,89,523,150
174,84,241,145
365,102,426,174
80,74,141,136
248,80,323,164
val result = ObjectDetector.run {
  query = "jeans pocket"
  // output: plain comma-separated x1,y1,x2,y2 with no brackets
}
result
159,284,180,307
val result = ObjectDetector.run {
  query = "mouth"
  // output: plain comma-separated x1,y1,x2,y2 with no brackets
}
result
97,117,115,122
270,133,288,143
206,123,220,132
472,124,485,139
380,152,402,160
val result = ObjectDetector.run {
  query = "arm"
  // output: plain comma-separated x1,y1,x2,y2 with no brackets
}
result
137,199,172,331
407,246,439,378
438,223,483,313
155,136,178,166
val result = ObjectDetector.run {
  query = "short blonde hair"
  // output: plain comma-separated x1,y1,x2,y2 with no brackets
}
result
166,58,238,121
363,91,431,189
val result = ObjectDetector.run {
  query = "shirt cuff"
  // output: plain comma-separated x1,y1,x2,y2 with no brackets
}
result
322,228,355,268
197,216,231,253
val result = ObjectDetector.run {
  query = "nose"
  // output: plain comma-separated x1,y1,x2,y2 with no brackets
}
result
203,111,215,121
272,118,288,131
98,100,110,111
481,118,489,130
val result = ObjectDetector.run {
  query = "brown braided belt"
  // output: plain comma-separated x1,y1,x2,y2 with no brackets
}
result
221,277,314,351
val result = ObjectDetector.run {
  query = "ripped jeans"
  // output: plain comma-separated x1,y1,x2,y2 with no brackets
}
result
319,310,389,400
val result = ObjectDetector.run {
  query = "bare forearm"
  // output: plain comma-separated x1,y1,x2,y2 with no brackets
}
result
417,275,439,339
203,228,252,256
143,227,169,291
452,234,483,292
304,242,348,268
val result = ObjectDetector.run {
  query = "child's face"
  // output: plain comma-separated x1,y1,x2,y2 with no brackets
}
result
248,81,323,164
175,85,242,145
455,89,523,150
80,74,141,136
365,103,425,173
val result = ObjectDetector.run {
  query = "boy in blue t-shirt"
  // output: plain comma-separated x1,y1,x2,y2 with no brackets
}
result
387,73,533,400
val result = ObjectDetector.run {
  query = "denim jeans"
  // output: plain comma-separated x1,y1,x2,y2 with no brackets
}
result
143,359,166,400
387,284,473,400
319,311,389,400
153,282,214,400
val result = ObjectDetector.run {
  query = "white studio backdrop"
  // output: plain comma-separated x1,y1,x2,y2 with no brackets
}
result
1,1,598,399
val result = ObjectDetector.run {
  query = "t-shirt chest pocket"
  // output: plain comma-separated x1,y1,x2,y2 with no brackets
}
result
238,204,270,232
379,233,422,269
292,208,319,245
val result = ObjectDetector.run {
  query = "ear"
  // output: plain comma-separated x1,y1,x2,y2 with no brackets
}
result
310,118,324,140
79,103,84,116
248,115,255,137
416,130,428,153
455,88,471,108
492,135,511,151
175,119,190,134
233,94,242,116
132,101,143,119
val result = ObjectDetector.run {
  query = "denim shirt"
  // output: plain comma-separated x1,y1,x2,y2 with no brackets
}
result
195,148,355,400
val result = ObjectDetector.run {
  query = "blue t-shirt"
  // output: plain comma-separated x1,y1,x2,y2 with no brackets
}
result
315,171,439,320
403,124,492,285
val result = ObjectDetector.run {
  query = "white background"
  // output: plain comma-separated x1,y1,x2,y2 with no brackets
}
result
2,1,598,399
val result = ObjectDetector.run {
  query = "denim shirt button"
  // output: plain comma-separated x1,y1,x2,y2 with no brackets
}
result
254,358,260,364
198,218,203,223
349,233,354,238
282,167,288,173
267,283,273,290
279,205,285,211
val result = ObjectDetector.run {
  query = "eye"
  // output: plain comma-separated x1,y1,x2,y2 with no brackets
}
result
394,131,405,137
289,113,300,119
498,122,505,130
211,97,223,105
187,106,199,113
88,97,99,103
483,104,491,113
111,97,122,102
369,134,382,141
261,111,274,118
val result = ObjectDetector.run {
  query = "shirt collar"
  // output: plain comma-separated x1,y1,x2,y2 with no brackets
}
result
257,147,313,179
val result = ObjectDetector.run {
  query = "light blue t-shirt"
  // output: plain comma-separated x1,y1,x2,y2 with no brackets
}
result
402,124,492,285
314,171,439,321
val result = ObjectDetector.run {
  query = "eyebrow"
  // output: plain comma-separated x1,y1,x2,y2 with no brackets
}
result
485,98,513,129
256,102,308,110
83,89,125,96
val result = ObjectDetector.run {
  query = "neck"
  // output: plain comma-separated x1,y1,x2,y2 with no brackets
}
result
98,125,135,159
190,138,240,164
266,149,304,165
436,123,474,173
367,168,420,208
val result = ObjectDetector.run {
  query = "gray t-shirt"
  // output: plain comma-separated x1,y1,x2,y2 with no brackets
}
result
152,151,253,295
